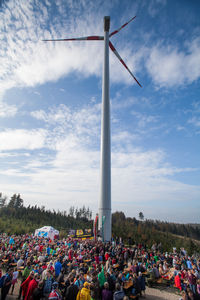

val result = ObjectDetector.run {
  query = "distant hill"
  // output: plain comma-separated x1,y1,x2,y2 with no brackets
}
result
188,223,200,229
0,193,199,255
112,212,200,255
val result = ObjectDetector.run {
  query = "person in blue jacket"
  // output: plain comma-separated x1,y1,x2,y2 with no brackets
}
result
54,259,62,279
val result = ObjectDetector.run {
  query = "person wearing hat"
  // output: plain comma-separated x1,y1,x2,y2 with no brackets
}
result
48,282,62,300
77,282,91,300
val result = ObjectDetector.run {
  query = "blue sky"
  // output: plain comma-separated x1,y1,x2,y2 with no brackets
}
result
0,0,200,223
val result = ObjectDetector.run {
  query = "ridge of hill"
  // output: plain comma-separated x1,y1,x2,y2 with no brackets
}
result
0,193,200,255
111,211,200,255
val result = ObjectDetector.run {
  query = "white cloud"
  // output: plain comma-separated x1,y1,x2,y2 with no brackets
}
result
146,38,200,87
176,125,186,132
0,129,47,150
131,111,159,128
0,102,18,117
188,117,200,128
1,132,198,221
0,152,30,158
33,91,41,96
112,131,136,145
192,101,200,113
0,103,198,221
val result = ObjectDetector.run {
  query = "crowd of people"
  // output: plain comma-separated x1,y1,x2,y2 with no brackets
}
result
0,233,200,300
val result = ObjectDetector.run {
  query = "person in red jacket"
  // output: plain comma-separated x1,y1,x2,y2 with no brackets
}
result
25,273,40,300
174,273,182,291
21,271,35,300
105,252,109,261
95,254,99,265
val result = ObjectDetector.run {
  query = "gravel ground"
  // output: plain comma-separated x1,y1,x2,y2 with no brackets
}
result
6,282,181,300
145,286,180,300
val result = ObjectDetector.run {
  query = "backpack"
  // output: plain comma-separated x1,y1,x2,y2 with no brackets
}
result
0,274,7,288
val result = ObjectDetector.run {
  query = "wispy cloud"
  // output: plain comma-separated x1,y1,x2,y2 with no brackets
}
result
185,101,200,132
2,0,139,97
0,102,18,118
188,117,200,128
192,101,200,113
111,95,151,110
147,0,167,17
112,131,138,146
176,125,186,132
131,111,159,128
146,37,200,88
31,103,101,143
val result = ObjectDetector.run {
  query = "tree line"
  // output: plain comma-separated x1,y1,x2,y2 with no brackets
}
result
0,193,200,255
112,211,200,255
0,193,92,236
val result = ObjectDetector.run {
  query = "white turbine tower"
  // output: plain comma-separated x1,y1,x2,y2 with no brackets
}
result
43,16,142,242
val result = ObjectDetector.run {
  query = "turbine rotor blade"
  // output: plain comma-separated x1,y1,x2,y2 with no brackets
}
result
43,36,104,42
109,16,136,37
109,41,142,87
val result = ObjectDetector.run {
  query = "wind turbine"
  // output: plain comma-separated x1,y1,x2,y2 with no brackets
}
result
43,16,142,242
